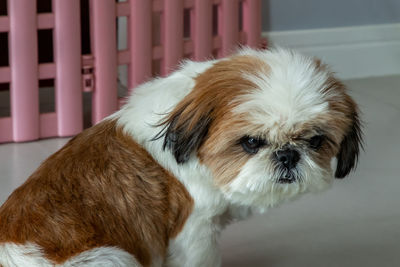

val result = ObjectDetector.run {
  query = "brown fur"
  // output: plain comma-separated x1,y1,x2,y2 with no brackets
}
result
0,120,193,266
158,55,270,185
162,55,269,134
193,55,355,185
162,54,359,185
194,56,270,185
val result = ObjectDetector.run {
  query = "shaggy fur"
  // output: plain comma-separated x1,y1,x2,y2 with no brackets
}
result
0,47,362,267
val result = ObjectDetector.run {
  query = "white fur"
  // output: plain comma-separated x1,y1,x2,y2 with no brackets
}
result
61,246,140,267
220,48,338,209
224,150,332,210
235,48,333,136
1,48,340,267
0,243,140,267
115,48,340,266
117,59,230,266
0,243,53,267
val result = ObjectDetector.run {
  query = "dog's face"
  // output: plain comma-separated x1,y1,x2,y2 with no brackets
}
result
158,48,362,208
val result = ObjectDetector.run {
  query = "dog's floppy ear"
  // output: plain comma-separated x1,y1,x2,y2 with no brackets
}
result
154,99,213,164
153,55,261,164
335,110,363,178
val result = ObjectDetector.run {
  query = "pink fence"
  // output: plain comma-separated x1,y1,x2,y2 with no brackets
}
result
0,0,263,143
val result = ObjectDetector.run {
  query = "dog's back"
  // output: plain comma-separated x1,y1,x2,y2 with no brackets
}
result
0,120,192,266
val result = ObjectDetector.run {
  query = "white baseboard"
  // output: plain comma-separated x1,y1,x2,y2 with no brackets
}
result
263,23,400,80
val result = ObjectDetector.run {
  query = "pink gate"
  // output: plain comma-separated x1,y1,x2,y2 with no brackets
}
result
0,0,263,143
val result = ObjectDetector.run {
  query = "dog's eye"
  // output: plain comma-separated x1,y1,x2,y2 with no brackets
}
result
240,136,266,154
308,135,325,150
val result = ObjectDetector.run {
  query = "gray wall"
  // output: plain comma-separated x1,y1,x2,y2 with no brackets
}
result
262,0,400,31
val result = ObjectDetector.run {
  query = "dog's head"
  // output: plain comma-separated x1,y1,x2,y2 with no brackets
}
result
157,48,362,208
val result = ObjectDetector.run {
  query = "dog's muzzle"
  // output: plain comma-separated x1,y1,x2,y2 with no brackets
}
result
274,149,300,184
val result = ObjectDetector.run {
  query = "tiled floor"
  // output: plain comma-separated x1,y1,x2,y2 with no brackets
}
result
1,75,399,266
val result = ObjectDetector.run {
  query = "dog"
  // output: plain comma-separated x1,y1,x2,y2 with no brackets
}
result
0,48,362,266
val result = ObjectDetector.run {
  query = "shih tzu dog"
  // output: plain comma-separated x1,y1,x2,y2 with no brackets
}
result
0,48,362,267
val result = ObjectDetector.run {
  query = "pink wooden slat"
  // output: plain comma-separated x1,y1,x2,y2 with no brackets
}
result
242,0,261,47
183,40,194,55
116,2,130,16
117,49,188,66
40,113,58,138
82,55,94,93
37,13,54,29
8,0,39,142
184,0,194,9
38,63,56,79
0,13,55,32
118,98,127,109
90,0,118,123
53,0,83,136
192,0,213,61
82,54,94,68
219,0,239,57
163,0,184,75
129,0,152,88
153,0,163,12
118,50,130,65
0,67,10,83
213,35,222,49
0,118,12,143
153,46,163,60
153,0,193,11
239,31,247,43
0,17,9,32
118,46,175,65
120,46,165,62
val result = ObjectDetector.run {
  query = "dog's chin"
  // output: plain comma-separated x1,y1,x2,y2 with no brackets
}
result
276,170,298,184
223,166,334,210
274,166,304,184
276,177,296,184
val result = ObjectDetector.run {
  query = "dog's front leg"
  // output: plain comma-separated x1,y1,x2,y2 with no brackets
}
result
164,215,223,267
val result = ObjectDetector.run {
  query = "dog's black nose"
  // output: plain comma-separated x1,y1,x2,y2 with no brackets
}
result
275,149,300,169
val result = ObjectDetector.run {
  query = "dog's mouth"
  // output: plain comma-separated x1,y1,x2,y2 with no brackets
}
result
276,172,296,184
277,177,296,184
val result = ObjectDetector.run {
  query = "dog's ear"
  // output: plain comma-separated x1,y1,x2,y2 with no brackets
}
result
153,55,261,164
335,110,363,178
154,99,213,164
